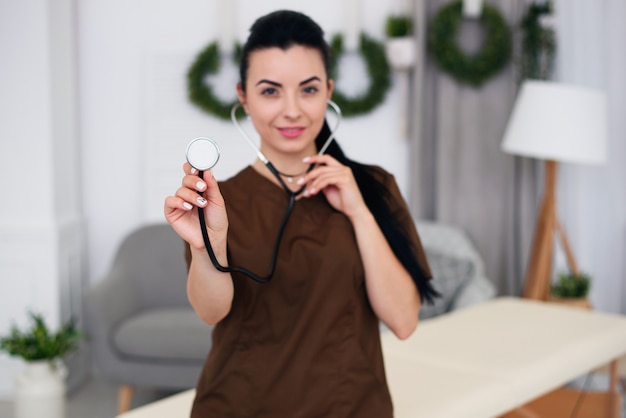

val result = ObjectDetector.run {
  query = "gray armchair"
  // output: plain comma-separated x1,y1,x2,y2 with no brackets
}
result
83,223,213,413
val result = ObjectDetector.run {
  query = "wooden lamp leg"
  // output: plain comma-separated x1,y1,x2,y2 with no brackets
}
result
523,160,558,300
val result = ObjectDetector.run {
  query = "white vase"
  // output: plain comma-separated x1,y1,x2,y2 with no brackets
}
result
14,360,66,418
385,36,416,71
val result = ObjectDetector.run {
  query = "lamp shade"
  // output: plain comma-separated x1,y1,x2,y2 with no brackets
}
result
501,80,607,165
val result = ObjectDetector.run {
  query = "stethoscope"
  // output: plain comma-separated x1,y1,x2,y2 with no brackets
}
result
185,100,342,283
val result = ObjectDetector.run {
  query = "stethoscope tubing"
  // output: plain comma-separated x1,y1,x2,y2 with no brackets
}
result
197,100,342,283
196,169,296,283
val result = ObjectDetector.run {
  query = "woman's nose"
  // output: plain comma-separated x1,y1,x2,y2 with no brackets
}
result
283,95,301,119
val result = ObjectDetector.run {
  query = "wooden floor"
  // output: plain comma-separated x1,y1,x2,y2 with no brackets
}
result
504,387,621,418
0,373,623,418
504,370,626,418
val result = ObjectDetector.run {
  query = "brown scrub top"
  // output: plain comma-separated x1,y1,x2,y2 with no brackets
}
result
188,165,431,418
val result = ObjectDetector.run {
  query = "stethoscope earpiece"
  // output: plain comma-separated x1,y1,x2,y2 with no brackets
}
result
186,137,221,171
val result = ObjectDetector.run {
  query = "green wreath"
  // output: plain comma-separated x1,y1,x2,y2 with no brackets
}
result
187,42,241,120
427,1,512,87
330,33,391,117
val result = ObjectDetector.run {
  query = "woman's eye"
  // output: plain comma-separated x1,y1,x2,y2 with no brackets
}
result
261,87,278,96
303,86,318,94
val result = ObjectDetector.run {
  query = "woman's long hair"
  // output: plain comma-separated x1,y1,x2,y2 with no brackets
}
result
240,10,438,303
316,122,438,304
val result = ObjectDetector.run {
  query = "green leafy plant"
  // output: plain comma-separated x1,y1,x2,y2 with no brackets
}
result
385,15,413,38
551,272,591,298
0,312,81,361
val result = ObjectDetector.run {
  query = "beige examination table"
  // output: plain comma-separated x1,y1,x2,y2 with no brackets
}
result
117,297,626,418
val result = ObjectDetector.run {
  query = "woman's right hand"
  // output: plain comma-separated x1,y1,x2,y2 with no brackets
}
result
166,163,233,325
164,163,228,252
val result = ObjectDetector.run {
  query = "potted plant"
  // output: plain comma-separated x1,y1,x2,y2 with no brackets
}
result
1,311,81,418
549,272,592,310
384,14,416,70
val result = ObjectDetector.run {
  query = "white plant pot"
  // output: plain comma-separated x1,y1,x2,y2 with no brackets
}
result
14,360,66,418
385,36,416,71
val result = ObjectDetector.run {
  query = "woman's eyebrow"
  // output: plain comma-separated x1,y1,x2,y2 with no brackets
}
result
256,79,281,87
300,76,321,85
255,76,321,87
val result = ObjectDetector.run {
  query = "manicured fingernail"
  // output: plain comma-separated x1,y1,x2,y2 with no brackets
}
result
196,181,206,191
296,177,305,186
197,197,207,205
183,202,193,210
190,168,197,174
302,156,311,163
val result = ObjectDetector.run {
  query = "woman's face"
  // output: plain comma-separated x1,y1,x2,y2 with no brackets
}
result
237,45,334,161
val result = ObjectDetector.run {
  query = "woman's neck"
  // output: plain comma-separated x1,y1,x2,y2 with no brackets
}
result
253,144,316,189
252,149,314,192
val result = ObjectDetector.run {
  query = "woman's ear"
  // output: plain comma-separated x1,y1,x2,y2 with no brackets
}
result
236,83,248,113
326,79,334,100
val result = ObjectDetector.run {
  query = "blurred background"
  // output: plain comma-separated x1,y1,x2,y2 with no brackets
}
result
1,0,624,410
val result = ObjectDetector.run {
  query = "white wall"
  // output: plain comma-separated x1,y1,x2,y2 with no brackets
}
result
554,0,626,314
0,0,85,398
77,0,414,284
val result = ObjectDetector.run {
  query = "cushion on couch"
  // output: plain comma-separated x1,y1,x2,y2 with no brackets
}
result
113,307,212,362
419,250,474,320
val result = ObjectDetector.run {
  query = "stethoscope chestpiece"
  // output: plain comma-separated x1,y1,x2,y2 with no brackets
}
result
186,137,221,171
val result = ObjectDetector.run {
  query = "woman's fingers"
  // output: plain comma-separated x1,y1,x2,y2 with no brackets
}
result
297,154,368,218
298,154,342,192
299,154,351,191
166,163,223,222
301,165,350,196
164,170,209,227
164,162,229,253
182,164,225,206
175,185,209,209
302,154,340,167
164,195,194,213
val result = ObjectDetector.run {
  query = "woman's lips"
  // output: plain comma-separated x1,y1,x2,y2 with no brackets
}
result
277,127,305,139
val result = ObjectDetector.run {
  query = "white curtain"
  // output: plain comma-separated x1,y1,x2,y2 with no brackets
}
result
554,0,626,314
411,0,536,296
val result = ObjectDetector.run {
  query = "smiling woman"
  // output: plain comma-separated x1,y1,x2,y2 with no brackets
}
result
236,46,332,172
164,9,437,417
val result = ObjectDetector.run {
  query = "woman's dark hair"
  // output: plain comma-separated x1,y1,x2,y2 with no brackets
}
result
239,10,438,303
239,10,331,92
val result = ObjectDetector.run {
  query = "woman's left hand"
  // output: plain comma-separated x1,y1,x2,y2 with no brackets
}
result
298,155,368,220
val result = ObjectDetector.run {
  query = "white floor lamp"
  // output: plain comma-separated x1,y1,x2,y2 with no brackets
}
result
501,80,607,301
